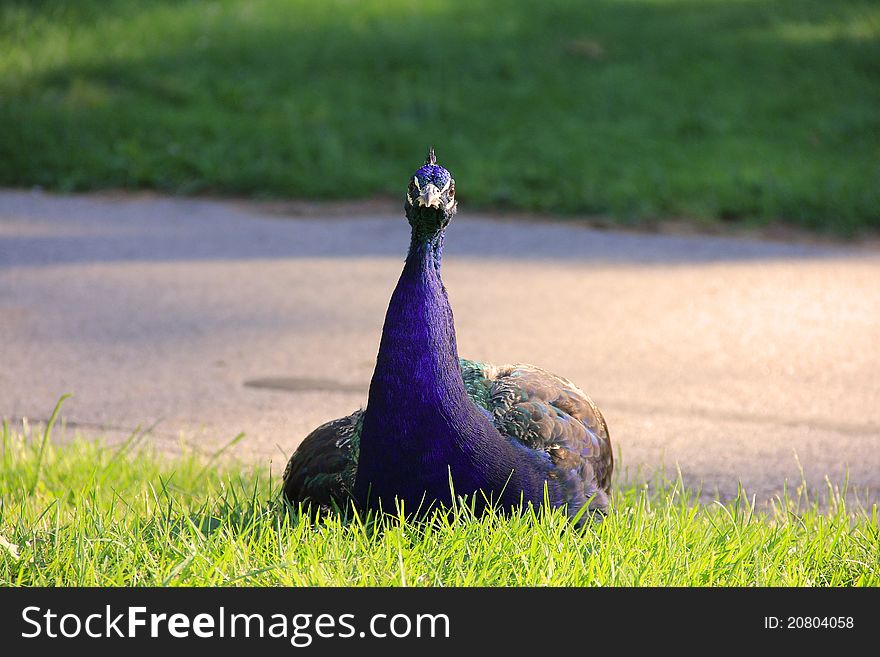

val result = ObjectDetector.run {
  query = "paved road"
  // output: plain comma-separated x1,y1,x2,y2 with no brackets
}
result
1,189,878,505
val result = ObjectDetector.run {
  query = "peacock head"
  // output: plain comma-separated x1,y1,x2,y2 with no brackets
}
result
405,148,457,238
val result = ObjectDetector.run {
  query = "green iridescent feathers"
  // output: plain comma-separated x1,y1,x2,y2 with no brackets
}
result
281,410,362,513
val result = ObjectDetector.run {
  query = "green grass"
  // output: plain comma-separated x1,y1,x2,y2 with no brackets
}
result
2,0,878,235
1,417,877,586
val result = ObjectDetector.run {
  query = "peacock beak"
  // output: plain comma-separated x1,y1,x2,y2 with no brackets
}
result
417,183,443,208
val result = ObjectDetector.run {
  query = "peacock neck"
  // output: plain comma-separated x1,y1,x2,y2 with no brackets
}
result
366,229,466,424
354,226,546,511
356,226,498,478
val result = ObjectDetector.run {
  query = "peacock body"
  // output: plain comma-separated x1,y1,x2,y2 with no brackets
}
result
283,151,612,523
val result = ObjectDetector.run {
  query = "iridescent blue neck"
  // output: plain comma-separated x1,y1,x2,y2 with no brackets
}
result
355,229,491,510
361,228,468,439
354,227,554,515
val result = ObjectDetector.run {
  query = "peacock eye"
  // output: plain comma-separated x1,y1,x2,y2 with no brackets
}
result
448,180,456,197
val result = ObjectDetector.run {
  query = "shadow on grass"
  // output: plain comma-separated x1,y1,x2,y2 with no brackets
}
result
1,0,878,233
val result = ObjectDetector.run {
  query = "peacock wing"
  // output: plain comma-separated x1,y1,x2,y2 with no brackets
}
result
282,409,363,513
460,359,613,514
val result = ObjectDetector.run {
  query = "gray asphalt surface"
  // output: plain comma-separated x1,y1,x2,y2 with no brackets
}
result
1,189,878,504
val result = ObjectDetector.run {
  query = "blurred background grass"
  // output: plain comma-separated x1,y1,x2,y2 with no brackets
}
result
1,0,878,234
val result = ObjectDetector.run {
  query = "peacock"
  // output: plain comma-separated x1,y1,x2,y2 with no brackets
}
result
282,150,613,524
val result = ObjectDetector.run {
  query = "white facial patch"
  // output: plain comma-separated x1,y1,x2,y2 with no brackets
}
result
417,183,443,208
